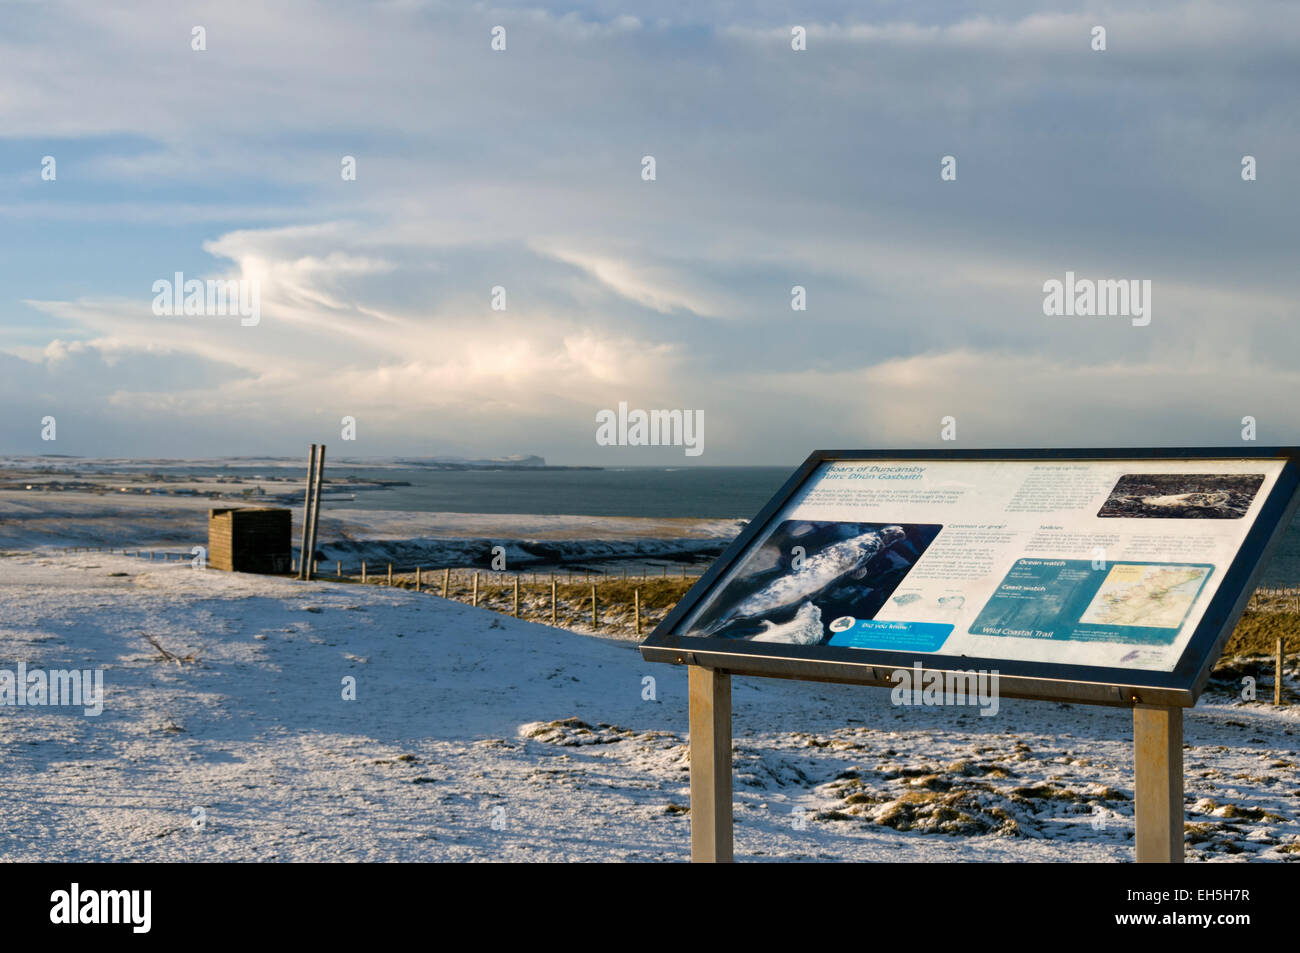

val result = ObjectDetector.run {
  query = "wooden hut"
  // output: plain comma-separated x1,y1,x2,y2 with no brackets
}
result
208,508,292,573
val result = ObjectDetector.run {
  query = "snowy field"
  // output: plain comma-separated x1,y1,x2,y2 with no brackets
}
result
1,550,1297,862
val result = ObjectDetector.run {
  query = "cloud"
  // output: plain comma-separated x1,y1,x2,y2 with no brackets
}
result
1,0,1297,461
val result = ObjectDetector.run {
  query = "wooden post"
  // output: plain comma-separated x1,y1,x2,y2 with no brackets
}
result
551,576,557,625
1276,637,1284,706
442,568,450,599
313,559,319,576
591,585,598,628
513,577,520,617
336,561,341,578
387,563,393,586
361,561,367,584
1134,705,1184,863
299,444,317,580
689,666,733,863
634,588,641,636
305,444,326,581
415,567,422,592
472,572,479,607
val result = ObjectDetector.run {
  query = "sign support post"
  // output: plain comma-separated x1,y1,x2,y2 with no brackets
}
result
688,665,733,863
1133,704,1184,863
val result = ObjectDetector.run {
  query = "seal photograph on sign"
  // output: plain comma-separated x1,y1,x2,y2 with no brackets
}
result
1097,473,1266,519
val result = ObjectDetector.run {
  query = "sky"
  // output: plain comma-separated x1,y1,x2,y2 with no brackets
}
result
1,0,1297,465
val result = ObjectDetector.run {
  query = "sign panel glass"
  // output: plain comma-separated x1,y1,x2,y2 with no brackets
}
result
675,458,1287,673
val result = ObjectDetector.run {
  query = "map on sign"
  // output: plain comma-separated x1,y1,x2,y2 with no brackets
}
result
674,457,1289,672
1079,564,1209,629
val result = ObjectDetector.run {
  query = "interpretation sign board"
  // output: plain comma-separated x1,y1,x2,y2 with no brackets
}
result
642,449,1300,708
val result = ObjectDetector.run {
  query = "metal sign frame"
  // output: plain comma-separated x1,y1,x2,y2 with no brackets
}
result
641,448,1300,708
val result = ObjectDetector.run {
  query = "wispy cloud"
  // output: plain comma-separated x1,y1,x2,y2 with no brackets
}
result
1,1,1296,461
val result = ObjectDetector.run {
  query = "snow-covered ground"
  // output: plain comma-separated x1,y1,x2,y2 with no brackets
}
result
0,550,1296,862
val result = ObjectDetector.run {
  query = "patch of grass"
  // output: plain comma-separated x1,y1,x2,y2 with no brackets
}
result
1215,803,1272,821
874,791,1019,836
1222,610,1297,657
904,774,953,792
814,810,855,822
550,717,592,731
1184,822,1217,844
1010,783,1082,802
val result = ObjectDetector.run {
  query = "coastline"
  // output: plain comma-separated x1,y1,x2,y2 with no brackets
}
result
0,489,744,573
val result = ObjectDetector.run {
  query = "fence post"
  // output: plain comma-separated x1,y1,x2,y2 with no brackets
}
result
1276,637,1285,706
513,577,520,617
635,588,641,636
442,568,450,598
361,561,367,584
551,575,557,625
387,563,393,586
416,567,422,593
591,585,598,628
473,572,479,607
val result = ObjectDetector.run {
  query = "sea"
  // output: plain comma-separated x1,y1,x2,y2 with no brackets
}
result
9,459,1300,584
15,458,793,518
320,465,792,518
